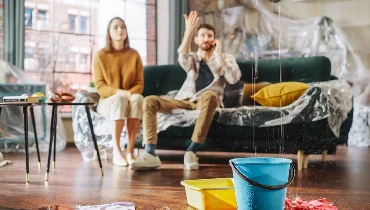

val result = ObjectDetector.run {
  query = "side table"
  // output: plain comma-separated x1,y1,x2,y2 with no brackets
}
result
45,102,103,181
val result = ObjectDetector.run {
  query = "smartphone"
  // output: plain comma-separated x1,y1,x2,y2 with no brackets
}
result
212,42,216,49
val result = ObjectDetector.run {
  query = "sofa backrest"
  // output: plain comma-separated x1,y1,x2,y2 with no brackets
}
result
237,56,331,84
143,65,186,96
143,56,331,96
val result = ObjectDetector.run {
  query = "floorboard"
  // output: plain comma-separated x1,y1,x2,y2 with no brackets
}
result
0,145,369,209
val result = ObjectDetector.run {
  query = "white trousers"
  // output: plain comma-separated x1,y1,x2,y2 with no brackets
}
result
97,93,144,121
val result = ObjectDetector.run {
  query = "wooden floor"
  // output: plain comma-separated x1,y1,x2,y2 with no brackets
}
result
1,145,370,210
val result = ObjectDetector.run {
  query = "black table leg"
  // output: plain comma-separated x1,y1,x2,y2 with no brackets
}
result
23,106,29,182
85,106,104,176
45,106,56,181
53,106,58,169
30,106,41,170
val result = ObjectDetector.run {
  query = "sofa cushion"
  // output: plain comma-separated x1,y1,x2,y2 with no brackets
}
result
220,81,270,108
251,82,309,107
223,81,246,108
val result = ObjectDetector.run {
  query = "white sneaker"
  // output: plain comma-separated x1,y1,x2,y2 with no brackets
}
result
184,151,199,170
126,154,136,165
130,152,161,171
112,155,128,167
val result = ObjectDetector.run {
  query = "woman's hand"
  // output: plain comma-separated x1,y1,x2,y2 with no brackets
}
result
116,89,131,99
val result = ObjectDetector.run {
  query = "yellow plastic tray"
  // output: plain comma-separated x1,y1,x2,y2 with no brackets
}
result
180,178,237,210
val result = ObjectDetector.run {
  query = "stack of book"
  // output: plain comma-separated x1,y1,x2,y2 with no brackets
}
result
2,96,39,104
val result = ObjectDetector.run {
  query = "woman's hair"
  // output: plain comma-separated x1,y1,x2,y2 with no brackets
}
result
105,17,130,52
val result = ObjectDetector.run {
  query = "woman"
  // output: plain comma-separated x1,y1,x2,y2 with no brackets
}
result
94,17,144,167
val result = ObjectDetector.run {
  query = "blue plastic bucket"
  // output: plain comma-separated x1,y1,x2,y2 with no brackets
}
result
229,157,294,210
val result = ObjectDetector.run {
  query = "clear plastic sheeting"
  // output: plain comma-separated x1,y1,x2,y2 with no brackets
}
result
72,93,129,161
198,1,368,106
197,1,369,147
156,80,352,138
348,103,370,147
0,59,66,153
0,105,66,153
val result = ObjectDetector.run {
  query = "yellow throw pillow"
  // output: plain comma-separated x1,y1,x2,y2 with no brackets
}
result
242,83,271,106
250,82,309,107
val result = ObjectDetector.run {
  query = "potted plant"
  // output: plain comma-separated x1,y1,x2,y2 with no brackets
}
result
87,82,97,93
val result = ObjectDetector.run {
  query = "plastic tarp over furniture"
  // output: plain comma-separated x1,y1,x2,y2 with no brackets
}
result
72,80,352,161
0,60,66,153
156,80,352,138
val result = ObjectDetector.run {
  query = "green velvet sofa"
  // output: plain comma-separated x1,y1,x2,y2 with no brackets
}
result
140,56,353,170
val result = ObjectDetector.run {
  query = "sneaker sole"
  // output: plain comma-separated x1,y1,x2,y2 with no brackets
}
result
113,161,128,167
113,163,128,167
185,164,199,170
130,165,160,171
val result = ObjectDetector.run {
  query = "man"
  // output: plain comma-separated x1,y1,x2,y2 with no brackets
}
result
131,11,241,171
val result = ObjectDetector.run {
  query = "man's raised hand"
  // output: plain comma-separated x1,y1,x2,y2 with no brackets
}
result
183,10,199,36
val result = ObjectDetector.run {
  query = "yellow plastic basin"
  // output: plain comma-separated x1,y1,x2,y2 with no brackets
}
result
180,178,237,210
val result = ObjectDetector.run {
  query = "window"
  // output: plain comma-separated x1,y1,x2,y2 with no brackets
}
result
81,16,87,34
38,10,47,20
69,15,77,32
24,0,157,113
25,47,34,58
25,8,33,28
37,10,48,29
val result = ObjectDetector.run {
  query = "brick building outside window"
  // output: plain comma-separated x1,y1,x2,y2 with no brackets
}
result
23,0,157,112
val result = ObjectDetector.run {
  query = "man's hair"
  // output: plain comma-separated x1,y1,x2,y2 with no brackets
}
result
197,24,216,36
